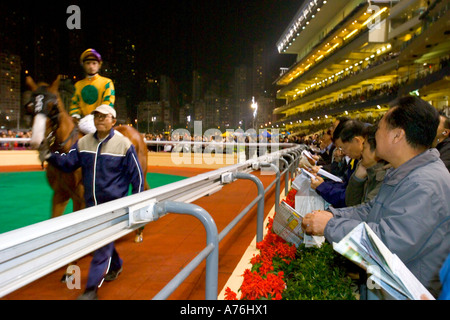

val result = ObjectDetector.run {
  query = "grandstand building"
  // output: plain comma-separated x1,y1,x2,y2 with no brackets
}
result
271,0,450,135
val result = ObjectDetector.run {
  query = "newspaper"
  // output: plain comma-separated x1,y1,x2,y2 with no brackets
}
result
291,170,326,247
301,150,317,164
301,169,319,181
317,168,343,183
300,151,343,183
273,201,304,247
302,168,343,183
333,222,435,300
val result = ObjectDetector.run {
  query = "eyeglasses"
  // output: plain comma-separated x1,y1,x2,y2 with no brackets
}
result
93,113,112,120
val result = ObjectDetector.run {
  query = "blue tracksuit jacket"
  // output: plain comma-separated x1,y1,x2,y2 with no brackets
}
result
47,128,144,207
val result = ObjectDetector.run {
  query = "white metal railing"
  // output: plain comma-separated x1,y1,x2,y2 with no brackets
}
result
0,138,297,154
0,143,304,299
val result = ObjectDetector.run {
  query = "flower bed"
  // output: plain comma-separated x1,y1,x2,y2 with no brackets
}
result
225,189,356,300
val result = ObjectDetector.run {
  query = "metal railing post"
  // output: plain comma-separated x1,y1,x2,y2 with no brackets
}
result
283,153,295,182
279,157,290,195
292,150,300,178
233,172,265,243
261,162,281,214
151,200,219,300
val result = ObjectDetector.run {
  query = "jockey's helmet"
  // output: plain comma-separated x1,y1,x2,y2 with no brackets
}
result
80,49,102,65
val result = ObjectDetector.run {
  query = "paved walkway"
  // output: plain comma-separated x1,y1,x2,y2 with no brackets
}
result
2,166,286,300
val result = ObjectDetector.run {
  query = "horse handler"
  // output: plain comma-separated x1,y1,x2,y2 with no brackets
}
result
39,104,145,300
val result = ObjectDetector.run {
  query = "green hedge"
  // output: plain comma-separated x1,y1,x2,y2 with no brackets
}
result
281,243,357,300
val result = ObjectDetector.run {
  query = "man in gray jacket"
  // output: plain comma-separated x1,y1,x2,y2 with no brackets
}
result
302,96,450,298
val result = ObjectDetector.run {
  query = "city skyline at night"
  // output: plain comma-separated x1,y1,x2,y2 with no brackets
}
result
0,0,301,129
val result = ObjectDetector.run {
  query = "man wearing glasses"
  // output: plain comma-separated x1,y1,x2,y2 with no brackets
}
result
302,96,449,298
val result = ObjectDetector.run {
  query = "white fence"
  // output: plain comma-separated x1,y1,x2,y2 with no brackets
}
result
0,142,304,299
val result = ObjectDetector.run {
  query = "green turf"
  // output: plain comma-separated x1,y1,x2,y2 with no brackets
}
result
0,171,187,234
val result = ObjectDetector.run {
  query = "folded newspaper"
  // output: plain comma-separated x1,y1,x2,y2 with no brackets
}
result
333,222,435,300
317,168,343,183
302,167,343,183
273,201,304,247
301,150,343,183
301,150,317,164
273,200,324,248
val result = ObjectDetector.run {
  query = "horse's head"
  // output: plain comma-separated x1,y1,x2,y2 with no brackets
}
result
25,76,61,149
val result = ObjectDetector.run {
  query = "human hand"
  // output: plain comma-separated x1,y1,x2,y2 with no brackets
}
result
310,165,321,174
310,175,324,189
299,156,314,169
301,210,333,236
38,141,51,163
71,116,80,125
354,163,368,179
383,163,392,170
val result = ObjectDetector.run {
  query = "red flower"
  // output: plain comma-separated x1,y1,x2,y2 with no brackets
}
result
283,188,297,207
224,192,298,300
224,287,238,300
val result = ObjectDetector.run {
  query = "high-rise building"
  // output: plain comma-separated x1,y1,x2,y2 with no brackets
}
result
0,53,21,129
204,89,221,129
220,97,233,130
252,42,268,99
159,75,181,131
32,24,62,83
192,70,205,102
255,96,276,130
137,100,162,133
232,65,252,128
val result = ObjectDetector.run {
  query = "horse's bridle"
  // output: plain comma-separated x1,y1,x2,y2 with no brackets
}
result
26,86,78,150
25,86,59,120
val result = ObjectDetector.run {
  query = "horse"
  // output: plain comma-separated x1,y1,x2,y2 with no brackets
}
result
25,75,149,243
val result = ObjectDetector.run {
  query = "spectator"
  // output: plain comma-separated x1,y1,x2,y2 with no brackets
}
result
438,254,450,300
327,117,351,178
302,96,450,298
345,124,387,206
304,117,350,179
432,113,450,171
316,128,335,166
311,119,366,208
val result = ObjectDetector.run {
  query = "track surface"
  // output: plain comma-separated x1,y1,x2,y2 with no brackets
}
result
2,166,284,300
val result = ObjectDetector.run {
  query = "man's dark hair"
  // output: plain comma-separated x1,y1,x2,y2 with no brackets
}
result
384,96,439,149
331,117,350,142
333,119,366,143
362,123,378,151
439,111,450,130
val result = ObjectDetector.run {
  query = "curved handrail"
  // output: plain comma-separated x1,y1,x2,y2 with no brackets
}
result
0,143,305,299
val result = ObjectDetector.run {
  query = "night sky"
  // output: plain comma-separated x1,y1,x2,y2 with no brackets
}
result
1,0,301,93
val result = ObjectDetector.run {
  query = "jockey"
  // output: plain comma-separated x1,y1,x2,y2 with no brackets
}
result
70,49,116,134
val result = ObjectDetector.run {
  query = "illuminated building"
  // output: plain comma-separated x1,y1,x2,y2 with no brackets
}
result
271,0,449,135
